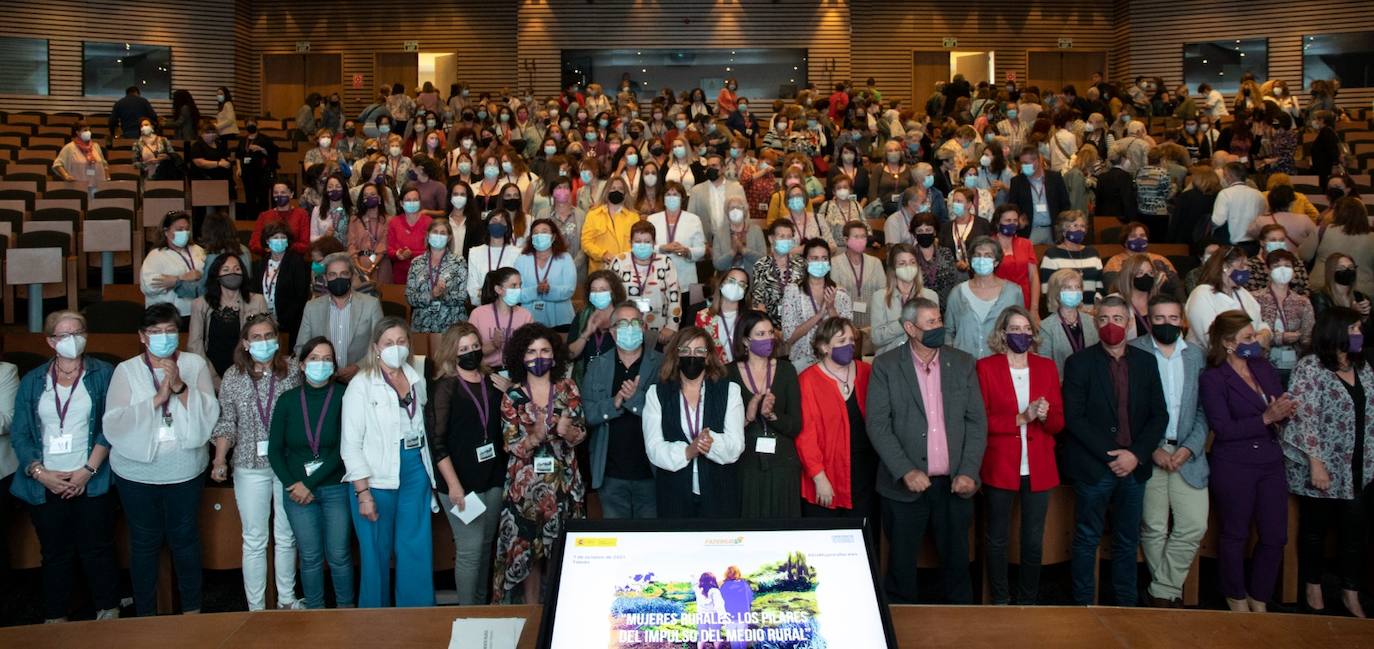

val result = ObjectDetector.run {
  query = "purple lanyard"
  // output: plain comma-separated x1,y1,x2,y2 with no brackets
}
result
524,380,557,429
533,253,553,286
427,250,447,289
488,245,507,274
50,360,83,430
496,304,517,344
142,352,178,419
847,253,865,289
775,256,792,287
666,213,680,244
682,391,704,442
742,359,773,396
632,258,653,295
399,385,417,420
457,376,492,442
251,371,278,431
299,384,336,458
172,246,195,271
1062,317,1084,354
719,313,736,352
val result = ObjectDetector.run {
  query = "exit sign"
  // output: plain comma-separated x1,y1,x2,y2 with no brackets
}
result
942,37,958,49
402,40,419,52
295,41,311,53
1057,38,1074,49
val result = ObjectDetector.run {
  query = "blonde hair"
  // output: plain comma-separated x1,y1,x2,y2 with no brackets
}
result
1071,145,1099,174
358,316,414,376
1116,253,1160,297
43,310,86,336
432,322,483,379
1045,268,1086,311
986,305,1040,355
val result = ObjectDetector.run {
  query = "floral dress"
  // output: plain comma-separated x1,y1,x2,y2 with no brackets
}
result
750,254,805,326
405,250,468,333
491,378,586,602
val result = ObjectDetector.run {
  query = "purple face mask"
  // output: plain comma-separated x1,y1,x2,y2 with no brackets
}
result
1064,230,1087,244
1125,237,1149,253
1006,332,1034,354
526,357,555,377
998,223,1018,237
829,343,855,365
749,337,775,358
1349,333,1365,354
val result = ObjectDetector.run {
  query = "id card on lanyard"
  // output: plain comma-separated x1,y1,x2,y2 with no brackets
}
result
529,381,558,474
143,354,177,443
300,384,335,476
458,377,496,463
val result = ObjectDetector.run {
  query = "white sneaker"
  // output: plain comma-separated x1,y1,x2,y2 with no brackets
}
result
279,599,306,610
96,608,120,621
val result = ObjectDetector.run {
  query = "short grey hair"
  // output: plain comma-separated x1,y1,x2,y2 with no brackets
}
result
1097,293,1129,316
322,251,354,275
965,235,1003,265
900,296,940,324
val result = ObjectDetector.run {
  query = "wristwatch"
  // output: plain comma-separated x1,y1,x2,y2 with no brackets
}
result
83,464,98,475
170,381,188,395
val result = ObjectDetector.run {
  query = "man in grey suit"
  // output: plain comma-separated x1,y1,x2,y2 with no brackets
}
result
867,296,987,604
1128,294,1209,608
687,152,746,247
294,252,382,382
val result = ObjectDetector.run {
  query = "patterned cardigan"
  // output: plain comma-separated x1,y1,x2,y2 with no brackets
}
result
1282,354,1374,499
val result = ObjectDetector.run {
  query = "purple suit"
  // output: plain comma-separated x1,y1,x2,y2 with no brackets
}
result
1199,357,1289,602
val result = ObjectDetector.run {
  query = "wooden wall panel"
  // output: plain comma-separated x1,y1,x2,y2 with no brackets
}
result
1124,0,1374,111
0,0,238,116
849,1,1117,108
517,0,852,100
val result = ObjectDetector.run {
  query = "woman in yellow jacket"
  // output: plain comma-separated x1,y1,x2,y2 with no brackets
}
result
581,176,641,272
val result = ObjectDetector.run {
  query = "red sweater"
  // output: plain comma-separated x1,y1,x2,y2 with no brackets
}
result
796,361,872,510
249,207,310,257
974,353,1064,492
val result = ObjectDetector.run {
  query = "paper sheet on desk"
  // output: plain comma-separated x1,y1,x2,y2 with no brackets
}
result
449,617,525,649
449,491,487,525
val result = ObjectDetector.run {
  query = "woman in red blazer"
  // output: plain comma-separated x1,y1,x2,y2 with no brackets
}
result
975,304,1065,605
796,317,875,522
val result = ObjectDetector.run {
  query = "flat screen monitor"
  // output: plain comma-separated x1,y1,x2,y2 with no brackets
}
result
538,518,897,648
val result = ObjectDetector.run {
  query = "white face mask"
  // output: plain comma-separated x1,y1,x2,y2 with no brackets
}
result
389,146,402,157
55,334,87,359
318,137,332,148
895,266,919,283
728,208,745,223
379,344,409,369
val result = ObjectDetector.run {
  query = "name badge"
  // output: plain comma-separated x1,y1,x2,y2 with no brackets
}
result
756,202,768,212
1034,201,1049,214
47,433,74,455
476,443,496,463
890,194,901,205
533,301,545,311
86,166,96,177
243,155,252,165
852,301,867,314
257,440,269,457
632,296,652,313
304,459,323,476
533,456,556,474
403,435,425,450
755,436,777,454
157,426,176,443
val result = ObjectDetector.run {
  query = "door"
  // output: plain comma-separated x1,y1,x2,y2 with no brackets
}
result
429,53,458,93
304,54,343,107
1059,51,1107,94
375,53,419,95
912,51,947,109
951,51,992,86
261,54,342,121
1027,51,1108,93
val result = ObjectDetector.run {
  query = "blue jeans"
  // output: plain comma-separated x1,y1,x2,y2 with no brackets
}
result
598,477,657,519
283,482,356,608
1071,472,1145,606
349,447,434,608
115,473,204,615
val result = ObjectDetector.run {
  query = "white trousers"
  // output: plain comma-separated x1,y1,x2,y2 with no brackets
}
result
233,466,299,610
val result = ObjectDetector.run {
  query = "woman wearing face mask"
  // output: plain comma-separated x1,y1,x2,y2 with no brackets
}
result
410,156,450,218
406,220,468,353
1101,222,1181,294
575,159,607,214
977,305,1064,605
696,269,751,363
952,165,995,222
188,253,269,381
493,323,587,603
514,219,576,331
1245,224,1311,295
304,128,345,180
711,196,766,277
827,142,870,204
635,160,667,214
583,177,641,273
781,239,854,372
1199,311,1294,613
726,311,803,518
609,221,683,347
494,181,530,245
102,303,221,617
9,311,120,623
797,316,877,522
537,176,586,282
424,323,508,605
1185,245,1273,349
252,223,311,350
311,173,353,244
1039,269,1100,377
868,140,917,217
141,211,207,325
1117,254,1164,340
197,209,254,294
870,243,941,355
991,205,1040,315
1301,198,1374,296
763,114,800,154
1254,249,1314,382
648,181,707,288
386,185,432,285
748,219,802,324
382,134,413,194
469,268,534,371
267,337,355,609
568,270,628,383
466,212,520,306
340,318,436,608
1038,211,1103,305
447,179,486,258
251,182,309,256
1311,253,1374,331
664,136,699,188
946,236,1025,358
474,154,505,213
818,176,863,244
348,180,393,283
830,221,885,332
133,117,174,181
209,314,303,611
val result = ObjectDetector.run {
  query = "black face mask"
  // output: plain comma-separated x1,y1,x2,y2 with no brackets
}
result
1151,323,1182,345
1335,268,1358,286
245,124,258,134
705,168,721,182
679,356,706,380
915,233,936,248
457,349,483,371
1327,187,1347,203
913,325,945,348
326,277,351,297
502,196,522,212
607,190,625,205
650,145,665,156
1132,275,1156,292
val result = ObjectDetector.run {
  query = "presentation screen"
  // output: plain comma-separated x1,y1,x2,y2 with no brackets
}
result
538,519,896,648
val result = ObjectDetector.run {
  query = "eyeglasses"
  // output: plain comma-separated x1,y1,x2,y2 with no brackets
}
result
677,347,711,358
49,330,87,341
613,319,644,329
144,326,178,335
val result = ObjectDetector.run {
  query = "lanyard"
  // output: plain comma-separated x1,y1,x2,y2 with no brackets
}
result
682,390,704,442
251,371,278,431
496,304,517,343
774,256,792,287
457,376,493,442
172,246,195,271
666,212,681,244
488,245,507,274
50,360,83,431
427,250,447,289
299,384,336,458
632,257,654,295
1061,316,1085,354
1269,287,1288,330
533,253,553,286
263,261,280,299
846,252,865,290
142,352,178,420
742,358,773,396
524,380,558,429
719,311,737,352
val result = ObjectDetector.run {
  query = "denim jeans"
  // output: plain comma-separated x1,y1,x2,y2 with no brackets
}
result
27,492,121,619
1070,472,1145,606
598,477,657,519
438,487,504,605
233,466,298,610
985,477,1051,604
283,482,356,608
116,473,205,615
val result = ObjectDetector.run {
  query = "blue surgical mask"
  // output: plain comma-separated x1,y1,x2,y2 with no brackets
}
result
922,175,934,189
673,145,687,159
304,360,334,384
531,232,554,252
773,238,795,255
580,170,593,184
1021,163,1036,176
1059,290,1083,309
588,290,613,310
615,324,644,351
267,237,288,255
488,222,508,239
171,230,190,247
484,165,500,179
428,233,450,249
402,200,421,214
664,195,682,211
501,288,522,306
147,332,178,358
787,196,805,212
963,176,979,189
971,257,995,276
729,147,741,159
544,145,557,156
501,161,514,175
1264,241,1286,253
632,242,655,261
248,339,278,363
1007,109,1018,120
806,260,831,278
951,202,967,217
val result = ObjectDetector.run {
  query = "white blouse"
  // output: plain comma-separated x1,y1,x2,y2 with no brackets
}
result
647,210,707,287
340,363,437,494
102,352,219,485
1010,366,1031,476
1184,284,1271,348
140,245,207,316
642,382,745,495
466,244,519,305
38,374,91,472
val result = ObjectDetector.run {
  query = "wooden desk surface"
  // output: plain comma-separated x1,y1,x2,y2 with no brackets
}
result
0,605,1369,648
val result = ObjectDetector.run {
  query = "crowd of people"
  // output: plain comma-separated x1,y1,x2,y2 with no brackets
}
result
5,70,1372,622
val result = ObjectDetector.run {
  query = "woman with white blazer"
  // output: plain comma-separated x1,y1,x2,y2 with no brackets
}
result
340,316,436,608
1184,245,1273,350
140,210,207,324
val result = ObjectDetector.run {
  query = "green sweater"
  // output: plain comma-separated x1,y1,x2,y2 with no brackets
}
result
268,382,346,491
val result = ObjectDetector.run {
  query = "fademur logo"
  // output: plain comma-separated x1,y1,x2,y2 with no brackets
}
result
703,536,745,546
575,537,618,547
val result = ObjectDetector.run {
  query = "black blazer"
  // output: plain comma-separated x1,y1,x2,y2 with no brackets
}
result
1093,167,1137,221
1170,188,1217,249
250,251,311,349
1010,170,1071,223
1060,343,1168,484
1311,127,1341,181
